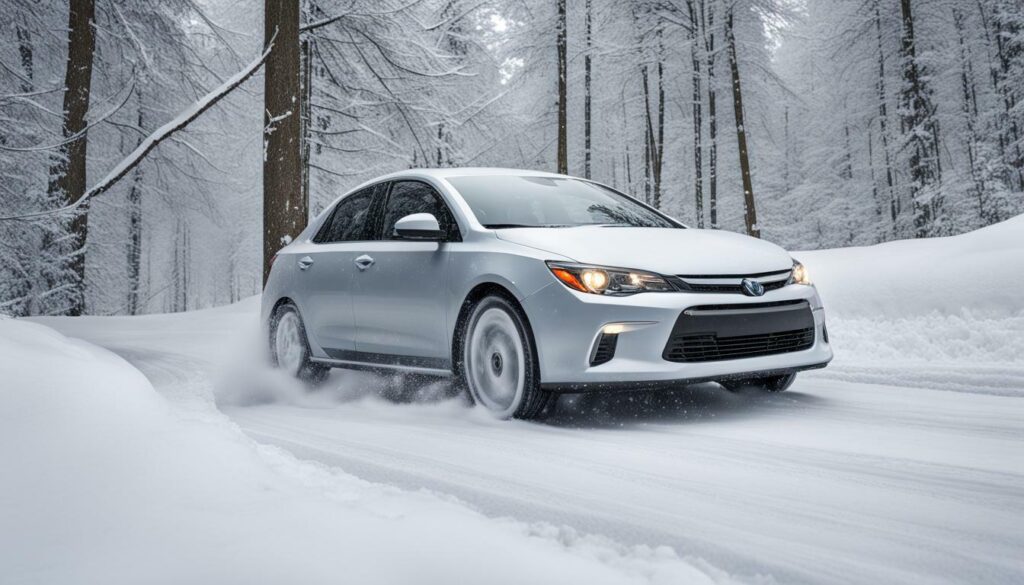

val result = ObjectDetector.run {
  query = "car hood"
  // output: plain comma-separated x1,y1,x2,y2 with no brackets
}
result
496,226,793,275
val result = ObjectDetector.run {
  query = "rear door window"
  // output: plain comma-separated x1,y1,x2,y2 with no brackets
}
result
314,186,376,243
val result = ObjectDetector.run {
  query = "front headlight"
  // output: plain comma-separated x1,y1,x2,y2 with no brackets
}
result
789,259,812,286
546,262,673,295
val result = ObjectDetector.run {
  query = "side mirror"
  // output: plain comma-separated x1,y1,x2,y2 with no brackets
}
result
394,213,443,240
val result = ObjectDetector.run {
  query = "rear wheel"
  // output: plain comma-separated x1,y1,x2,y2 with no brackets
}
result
721,372,796,393
270,303,329,385
459,295,550,420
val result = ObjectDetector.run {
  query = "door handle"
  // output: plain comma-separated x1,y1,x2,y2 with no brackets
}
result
354,254,375,271
297,256,314,270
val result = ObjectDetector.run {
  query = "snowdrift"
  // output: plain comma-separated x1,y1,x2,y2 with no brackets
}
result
799,215,1024,395
0,317,730,585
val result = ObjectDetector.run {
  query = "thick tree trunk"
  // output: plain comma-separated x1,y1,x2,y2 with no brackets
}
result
898,0,943,237
583,0,592,178
264,0,307,284
556,0,568,174
48,0,96,315
301,37,313,204
726,9,758,238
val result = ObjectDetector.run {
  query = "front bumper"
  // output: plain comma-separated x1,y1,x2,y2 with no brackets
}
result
521,281,833,389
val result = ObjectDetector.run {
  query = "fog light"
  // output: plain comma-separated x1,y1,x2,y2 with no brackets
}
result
602,323,626,335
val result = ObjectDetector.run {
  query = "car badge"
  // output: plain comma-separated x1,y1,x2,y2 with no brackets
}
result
741,278,765,297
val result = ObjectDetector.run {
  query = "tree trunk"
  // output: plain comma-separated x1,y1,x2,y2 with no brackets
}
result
688,0,703,227
556,0,568,174
783,106,790,192
873,0,898,228
867,126,881,227
898,0,943,237
583,0,592,178
641,64,655,204
975,0,1014,189
48,0,96,315
15,24,33,94
700,0,718,228
301,37,313,206
264,0,307,284
726,9,758,238
953,6,988,221
654,58,664,209
126,97,144,315
991,4,1024,190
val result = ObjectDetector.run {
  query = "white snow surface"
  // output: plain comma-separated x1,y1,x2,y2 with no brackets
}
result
3,216,1023,584
799,214,1024,395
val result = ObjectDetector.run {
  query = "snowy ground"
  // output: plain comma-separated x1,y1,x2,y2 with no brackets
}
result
4,216,1023,584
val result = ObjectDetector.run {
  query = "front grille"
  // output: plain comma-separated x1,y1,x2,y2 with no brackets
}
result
681,280,788,294
672,269,791,294
664,327,815,363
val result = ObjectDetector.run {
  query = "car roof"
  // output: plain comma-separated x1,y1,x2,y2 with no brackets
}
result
373,167,571,182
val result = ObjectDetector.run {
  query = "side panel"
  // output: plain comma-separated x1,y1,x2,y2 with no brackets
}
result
351,240,452,360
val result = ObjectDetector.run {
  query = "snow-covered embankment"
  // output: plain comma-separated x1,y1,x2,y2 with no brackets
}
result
0,318,729,584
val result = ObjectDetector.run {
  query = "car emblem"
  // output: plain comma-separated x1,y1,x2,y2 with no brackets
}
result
741,278,765,297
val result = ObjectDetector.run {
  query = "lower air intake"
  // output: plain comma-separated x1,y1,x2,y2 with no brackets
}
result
590,333,619,366
663,328,815,363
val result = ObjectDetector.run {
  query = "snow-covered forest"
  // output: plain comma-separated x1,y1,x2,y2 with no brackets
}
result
2,0,1023,316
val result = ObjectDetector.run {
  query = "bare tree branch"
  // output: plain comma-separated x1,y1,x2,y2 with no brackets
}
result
0,41,273,222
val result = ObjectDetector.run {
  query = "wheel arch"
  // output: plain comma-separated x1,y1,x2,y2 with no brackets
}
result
451,282,540,378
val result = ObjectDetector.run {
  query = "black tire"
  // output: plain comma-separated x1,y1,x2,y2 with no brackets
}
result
270,303,330,386
455,294,552,420
721,372,797,393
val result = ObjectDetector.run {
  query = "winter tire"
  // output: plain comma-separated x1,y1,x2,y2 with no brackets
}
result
270,303,330,386
458,295,550,420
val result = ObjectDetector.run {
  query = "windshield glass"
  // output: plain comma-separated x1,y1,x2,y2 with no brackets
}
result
446,175,679,229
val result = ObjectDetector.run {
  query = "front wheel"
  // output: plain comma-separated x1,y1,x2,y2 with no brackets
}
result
721,372,797,393
270,303,330,385
458,295,550,420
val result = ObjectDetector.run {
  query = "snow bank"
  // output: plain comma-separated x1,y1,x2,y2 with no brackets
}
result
799,214,1024,394
799,214,1024,319
0,317,732,585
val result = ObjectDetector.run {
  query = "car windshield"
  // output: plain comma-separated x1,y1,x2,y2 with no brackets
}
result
446,175,679,229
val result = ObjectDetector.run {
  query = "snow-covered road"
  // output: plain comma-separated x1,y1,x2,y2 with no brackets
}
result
29,218,1024,584
228,378,1022,585
40,301,1024,585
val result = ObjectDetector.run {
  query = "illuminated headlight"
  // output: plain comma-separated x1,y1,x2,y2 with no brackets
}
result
789,259,812,286
546,262,673,295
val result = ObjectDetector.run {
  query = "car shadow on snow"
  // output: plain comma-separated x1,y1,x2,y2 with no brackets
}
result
542,383,829,429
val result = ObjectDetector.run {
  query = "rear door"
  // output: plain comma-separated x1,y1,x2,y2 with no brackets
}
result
297,185,378,357
351,180,458,367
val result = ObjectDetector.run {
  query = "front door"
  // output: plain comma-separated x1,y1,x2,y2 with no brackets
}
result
352,180,457,369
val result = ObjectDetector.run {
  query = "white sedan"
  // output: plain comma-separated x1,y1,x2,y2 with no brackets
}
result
262,168,833,419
